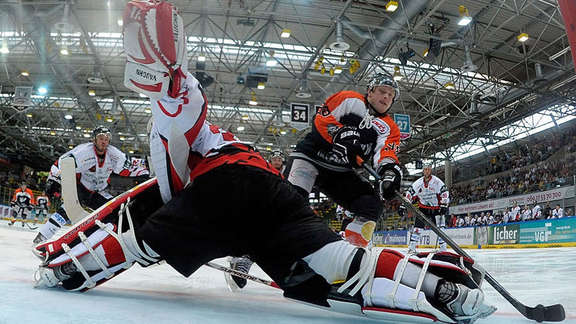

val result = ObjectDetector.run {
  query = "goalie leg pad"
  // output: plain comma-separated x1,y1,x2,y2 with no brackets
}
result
34,178,163,291
324,248,495,323
35,201,160,291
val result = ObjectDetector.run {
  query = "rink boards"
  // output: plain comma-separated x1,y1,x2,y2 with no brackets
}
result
374,217,576,249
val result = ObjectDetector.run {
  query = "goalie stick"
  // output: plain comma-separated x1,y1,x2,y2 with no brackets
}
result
60,157,89,223
362,162,566,323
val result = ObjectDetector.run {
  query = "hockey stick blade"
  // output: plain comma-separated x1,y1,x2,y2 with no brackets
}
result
361,163,566,322
524,303,565,323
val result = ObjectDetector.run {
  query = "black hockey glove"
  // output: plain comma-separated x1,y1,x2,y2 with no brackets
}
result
332,126,363,167
45,179,61,198
398,205,407,217
377,163,402,200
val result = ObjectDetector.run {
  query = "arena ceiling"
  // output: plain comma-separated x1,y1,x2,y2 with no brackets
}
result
0,0,575,170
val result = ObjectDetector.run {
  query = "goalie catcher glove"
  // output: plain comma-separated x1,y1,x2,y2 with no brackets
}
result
332,126,363,167
123,0,188,100
377,163,402,200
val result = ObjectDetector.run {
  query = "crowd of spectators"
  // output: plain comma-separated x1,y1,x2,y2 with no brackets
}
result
447,202,574,228
452,123,576,182
451,152,575,205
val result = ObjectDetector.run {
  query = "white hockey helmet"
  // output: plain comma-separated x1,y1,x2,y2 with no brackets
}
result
367,73,400,103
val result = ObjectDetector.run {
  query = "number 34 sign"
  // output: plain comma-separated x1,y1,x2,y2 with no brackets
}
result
290,103,310,130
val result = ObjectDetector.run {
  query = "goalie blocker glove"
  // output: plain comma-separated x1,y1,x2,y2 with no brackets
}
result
377,163,402,200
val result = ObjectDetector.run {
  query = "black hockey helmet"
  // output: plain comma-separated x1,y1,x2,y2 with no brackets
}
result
367,72,400,103
93,126,112,140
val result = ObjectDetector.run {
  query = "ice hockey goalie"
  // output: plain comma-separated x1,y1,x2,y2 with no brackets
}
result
33,176,495,324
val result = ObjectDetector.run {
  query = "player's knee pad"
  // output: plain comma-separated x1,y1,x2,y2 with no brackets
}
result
34,178,164,291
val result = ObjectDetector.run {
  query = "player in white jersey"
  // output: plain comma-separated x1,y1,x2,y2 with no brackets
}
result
32,2,495,322
33,126,149,243
509,203,521,222
403,164,450,252
532,204,542,220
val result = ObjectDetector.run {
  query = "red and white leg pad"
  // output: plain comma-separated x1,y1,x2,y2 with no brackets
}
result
34,178,162,291
310,246,496,323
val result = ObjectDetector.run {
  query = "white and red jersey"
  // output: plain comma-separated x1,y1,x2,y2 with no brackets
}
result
294,90,400,171
532,205,542,219
149,72,280,203
36,195,50,210
49,142,149,192
12,188,35,206
509,206,520,221
405,175,449,211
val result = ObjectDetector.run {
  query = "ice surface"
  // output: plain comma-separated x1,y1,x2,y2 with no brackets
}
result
1,221,574,324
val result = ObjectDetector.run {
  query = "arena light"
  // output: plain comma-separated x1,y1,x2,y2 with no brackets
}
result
393,66,403,81
280,28,291,38
38,86,48,95
257,82,266,89
334,67,342,74
83,133,90,138
444,81,455,90
64,114,73,120
0,39,9,54
458,5,472,26
517,32,529,42
266,59,277,67
21,71,29,77
241,114,249,120
280,130,287,135
249,91,258,105
385,1,398,12
117,19,123,27
88,89,96,96
236,126,245,131
60,47,69,55
197,55,206,62
26,113,33,118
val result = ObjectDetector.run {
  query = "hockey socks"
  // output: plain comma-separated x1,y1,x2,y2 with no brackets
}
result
343,217,376,248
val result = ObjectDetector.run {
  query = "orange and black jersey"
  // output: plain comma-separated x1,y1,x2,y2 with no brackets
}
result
295,90,400,170
12,188,35,206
